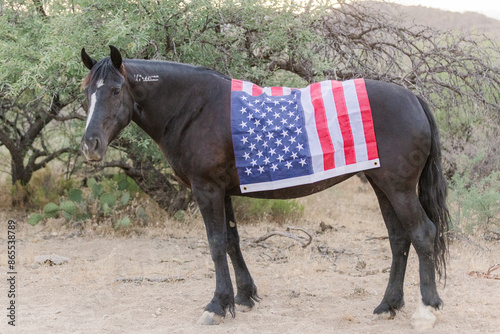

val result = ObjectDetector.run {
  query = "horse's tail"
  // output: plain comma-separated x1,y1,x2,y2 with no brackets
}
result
417,96,450,281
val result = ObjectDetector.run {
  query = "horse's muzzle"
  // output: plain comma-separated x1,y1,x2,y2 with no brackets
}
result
81,136,104,161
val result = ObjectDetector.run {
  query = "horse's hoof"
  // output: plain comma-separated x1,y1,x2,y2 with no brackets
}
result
411,302,439,331
235,303,252,313
197,311,224,325
373,311,395,320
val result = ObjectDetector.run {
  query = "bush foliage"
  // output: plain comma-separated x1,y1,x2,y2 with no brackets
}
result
28,175,148,229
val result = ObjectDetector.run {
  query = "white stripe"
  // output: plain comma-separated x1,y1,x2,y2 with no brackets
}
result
85,92,97,130
240,159,380,193
300,85,324,173
242,81,254,95
321,80,346,167
343,80,368,162
283,87,292,95
262,87,272,96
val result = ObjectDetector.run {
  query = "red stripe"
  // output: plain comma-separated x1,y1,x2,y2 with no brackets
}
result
331,81,356,165
310,83,335,170
252,84,263,96
231,79,243,91
354,79,378,160
271,86,283,96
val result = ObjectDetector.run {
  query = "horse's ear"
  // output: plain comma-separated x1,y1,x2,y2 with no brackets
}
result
109,45,122,70
81,48,97,70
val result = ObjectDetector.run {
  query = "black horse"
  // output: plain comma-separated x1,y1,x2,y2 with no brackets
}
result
80,46,450,327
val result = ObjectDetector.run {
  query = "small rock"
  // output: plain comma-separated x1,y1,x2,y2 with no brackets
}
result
34,255,69,266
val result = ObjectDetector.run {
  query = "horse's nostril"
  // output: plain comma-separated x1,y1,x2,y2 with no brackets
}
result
93,137,101,151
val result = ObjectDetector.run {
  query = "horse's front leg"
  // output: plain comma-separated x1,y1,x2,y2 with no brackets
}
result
192,184,234,325
225,195,259,311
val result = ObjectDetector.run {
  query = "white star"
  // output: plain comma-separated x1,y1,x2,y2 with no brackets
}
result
251,159,258,167
258,166,265,174
241,95,248,101
285,161,293,169
273,112,280,119
275,138,282,146
280,118,288,125
240,121,247,128
269,148,276,156
299,159,307,166
248,128,255,135
271,163,279,171
281,129,288,137
282,146,290,153
255,134,262,142
247,113,254,120
263,157,270,165
243,152,250,160
287,100,294,105
266,132,274,140
240,107,247,113
254,119,261,127
249,143,256,151
289,136,296,143
256,150,263,158
254,108,261,114
296,143,304,151
263,141,269,148
266,106,273,113
266,119,274,126
241,136,249,144
277,155,284,162
245,168,252,175
294,128,303,135
273,100,280,106
288,111,295,117
248,102,254,107
262,126,267,132
291,152,298,159
280,105,287,112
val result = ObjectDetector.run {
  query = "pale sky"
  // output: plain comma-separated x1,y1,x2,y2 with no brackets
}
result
389,0,500,20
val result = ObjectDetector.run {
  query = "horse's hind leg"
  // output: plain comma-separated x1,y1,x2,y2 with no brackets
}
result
370,176,442,328
225,196,259,311
367,178,411,318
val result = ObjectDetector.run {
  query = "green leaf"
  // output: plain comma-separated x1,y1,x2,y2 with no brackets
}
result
174,210,186,221
117,179,129,191
43,203,60,218
116,216,131,228
87,178,97,189
60,200,77,215
91,184,103,198
67,189,83,203
100,192,117,207
28,214,44,226
120,192,130,205
102,203,110,216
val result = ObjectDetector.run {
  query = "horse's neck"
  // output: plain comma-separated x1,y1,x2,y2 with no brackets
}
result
125,61,221,143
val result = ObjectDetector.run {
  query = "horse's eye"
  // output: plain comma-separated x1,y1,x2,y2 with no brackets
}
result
112,88,121,95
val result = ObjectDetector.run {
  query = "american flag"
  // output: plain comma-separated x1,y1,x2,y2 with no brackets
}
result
231,79,380,193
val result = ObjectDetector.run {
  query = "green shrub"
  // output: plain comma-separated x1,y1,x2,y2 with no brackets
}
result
232,197,304,224
10,167,75,209
28,175,149,229
448,154,500,233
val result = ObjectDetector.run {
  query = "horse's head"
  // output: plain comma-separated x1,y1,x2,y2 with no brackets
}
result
80,46,134,161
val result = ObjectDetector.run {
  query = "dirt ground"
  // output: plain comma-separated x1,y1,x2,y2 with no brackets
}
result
1,177,499,334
